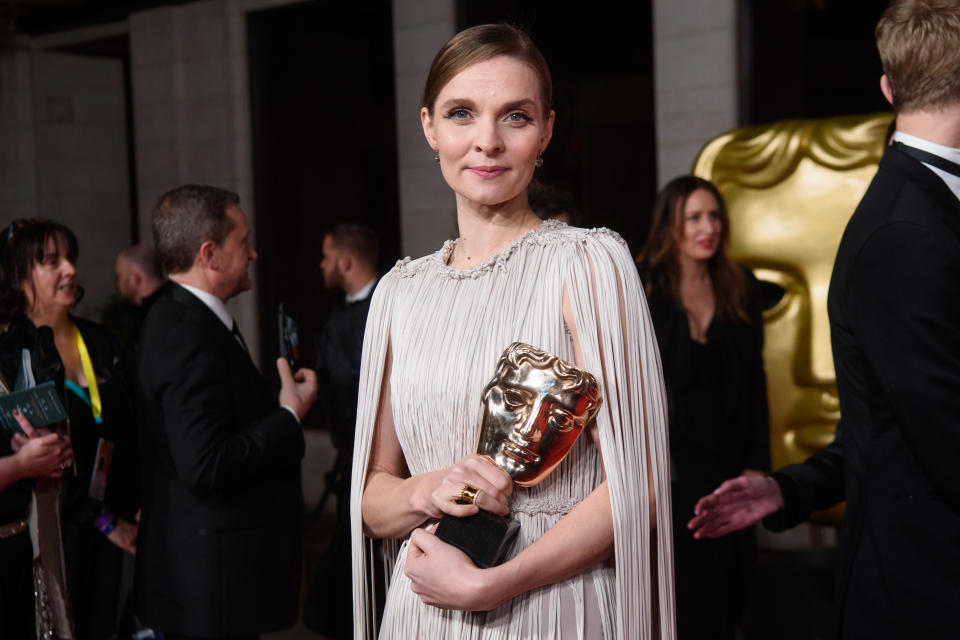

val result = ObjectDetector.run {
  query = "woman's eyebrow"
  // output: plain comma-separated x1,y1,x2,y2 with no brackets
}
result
500,99,537,112
437,97,476,111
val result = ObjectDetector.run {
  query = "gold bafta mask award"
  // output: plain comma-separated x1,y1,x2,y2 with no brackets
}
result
435,342,602,568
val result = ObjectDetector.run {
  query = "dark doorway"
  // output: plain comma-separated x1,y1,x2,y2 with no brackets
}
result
741,0,890,125
457,1,656,255
248,0,400,397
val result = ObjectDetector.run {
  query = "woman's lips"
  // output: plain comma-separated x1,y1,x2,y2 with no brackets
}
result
698,239,716,249
469,166,507,179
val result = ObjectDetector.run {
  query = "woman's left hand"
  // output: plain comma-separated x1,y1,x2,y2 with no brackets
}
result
405,525,500,612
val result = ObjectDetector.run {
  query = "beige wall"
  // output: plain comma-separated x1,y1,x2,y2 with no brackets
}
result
0,45,39,223
0,46,130,319
129,0,261,356
33,51,131,319
391,0,456,260
653,0,739,186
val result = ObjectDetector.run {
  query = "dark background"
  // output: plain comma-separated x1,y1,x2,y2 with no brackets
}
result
247,1,400,400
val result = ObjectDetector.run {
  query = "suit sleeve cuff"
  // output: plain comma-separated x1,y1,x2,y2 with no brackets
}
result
281,405,301,424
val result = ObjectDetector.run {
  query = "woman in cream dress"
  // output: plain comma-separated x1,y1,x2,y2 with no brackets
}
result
350,24,675,639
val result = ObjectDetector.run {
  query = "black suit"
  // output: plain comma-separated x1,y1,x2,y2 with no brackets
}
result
766,145,960,638
135,282,304,638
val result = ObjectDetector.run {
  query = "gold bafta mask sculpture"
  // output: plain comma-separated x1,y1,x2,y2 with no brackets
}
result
693,112,892,521
436,342,602,567
476,342,602,486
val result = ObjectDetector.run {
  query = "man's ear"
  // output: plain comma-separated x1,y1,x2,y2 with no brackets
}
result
339,253,354,275
880,74,894,107
198,240,218,269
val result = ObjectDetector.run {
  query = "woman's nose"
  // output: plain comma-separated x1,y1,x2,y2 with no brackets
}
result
474,118,504,154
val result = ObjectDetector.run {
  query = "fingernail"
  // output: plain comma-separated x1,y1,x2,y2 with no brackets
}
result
12,409,19,417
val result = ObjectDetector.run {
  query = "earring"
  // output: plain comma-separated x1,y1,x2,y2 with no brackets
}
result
434,150,440,165
535,154,543,169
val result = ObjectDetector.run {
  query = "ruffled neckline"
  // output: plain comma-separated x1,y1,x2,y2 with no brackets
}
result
429,219,566,279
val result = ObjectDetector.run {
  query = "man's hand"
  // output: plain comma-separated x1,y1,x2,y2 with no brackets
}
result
277,358,318,422
687,473,784,539
107,518,138,555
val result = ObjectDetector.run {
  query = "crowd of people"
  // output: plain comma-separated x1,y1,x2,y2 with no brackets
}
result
1,1,959,638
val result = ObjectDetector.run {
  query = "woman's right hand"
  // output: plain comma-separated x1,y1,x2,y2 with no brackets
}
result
10,410,72,479
413,454,514,520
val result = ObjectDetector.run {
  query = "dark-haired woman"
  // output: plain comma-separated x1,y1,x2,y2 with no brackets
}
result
0,219,139,639
637,176,770,640
350,23,675,640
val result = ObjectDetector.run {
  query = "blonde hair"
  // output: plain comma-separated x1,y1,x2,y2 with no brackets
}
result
876,0,960,112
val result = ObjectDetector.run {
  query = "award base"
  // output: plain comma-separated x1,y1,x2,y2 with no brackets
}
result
434,512,520,569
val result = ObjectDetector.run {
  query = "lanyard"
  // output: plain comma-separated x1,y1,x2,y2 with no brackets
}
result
68,325,103,424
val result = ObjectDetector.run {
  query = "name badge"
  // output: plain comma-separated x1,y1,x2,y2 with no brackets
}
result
88,438,114,501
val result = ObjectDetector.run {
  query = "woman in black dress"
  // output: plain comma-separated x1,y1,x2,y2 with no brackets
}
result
637,176,770,640
0,219,139,639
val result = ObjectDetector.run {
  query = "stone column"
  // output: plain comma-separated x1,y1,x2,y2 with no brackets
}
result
0,43,38,222
129,0,259,358
653,0,739,186
391,0,456,259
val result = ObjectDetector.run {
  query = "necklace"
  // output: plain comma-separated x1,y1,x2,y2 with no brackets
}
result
455,212,538,263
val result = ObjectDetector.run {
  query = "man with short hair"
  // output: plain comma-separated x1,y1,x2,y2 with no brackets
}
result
690,1,960,637
304,224,379,639
115,244,164,306
135,184,317,639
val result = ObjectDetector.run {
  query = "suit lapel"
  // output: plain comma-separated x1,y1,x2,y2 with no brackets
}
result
166,283,261,377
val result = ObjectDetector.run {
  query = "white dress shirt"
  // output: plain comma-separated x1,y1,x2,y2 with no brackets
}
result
892,131,960,201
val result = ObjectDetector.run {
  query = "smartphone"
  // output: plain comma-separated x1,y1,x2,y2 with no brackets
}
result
278,303,300,369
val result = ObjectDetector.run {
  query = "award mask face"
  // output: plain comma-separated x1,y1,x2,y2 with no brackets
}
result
477,343,602,487
725,154,874,468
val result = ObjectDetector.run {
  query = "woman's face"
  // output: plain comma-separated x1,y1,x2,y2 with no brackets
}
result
677,188,722,264
24,234,78,317
421,56,554,209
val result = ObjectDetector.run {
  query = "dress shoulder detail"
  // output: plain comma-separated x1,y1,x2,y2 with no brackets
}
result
390,221,630,281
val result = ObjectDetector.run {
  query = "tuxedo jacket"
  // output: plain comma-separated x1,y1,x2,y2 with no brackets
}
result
768,145,960,638
135,282,304,637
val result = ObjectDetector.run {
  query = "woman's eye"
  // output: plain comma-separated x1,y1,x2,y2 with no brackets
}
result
447,108,470,119
506,112,532,123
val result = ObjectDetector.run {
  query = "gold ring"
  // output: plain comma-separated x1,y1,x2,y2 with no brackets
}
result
456,483,480,505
